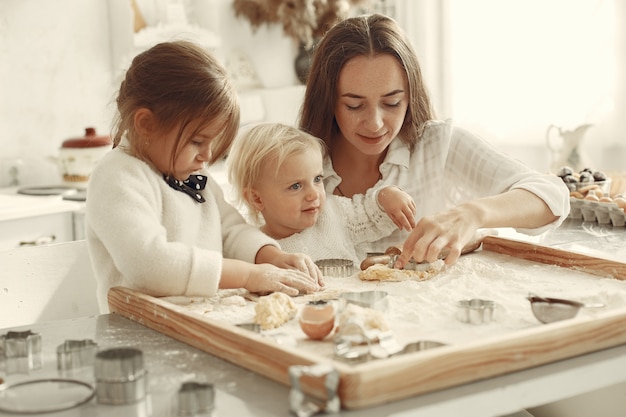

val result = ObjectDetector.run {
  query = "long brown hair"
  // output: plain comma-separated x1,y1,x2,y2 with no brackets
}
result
112,40,239,169
299,14,434,152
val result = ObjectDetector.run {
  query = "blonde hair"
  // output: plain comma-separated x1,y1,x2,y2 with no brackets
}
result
112,40,239,172
227,123,326,223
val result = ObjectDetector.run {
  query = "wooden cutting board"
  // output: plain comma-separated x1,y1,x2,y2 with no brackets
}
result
108,236,626,409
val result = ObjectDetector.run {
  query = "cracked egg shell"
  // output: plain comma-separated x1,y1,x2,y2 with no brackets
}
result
299,301,335,340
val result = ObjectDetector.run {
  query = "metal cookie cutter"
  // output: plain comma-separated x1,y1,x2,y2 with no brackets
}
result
94,347,148,405
1,330,42,373
57,339,98,371
315,259,354,277
289,363,340,416
339,290,389,312
177,381,215,416
456,299,495,324
333,319,372,363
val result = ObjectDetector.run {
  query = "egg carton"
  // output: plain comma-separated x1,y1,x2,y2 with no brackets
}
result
569,198,626,227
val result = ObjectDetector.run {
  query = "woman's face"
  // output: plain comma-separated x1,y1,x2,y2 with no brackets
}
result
251,147,326,239
334,54,409,156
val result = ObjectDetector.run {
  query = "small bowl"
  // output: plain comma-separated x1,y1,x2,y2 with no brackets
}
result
567,179,612,197
527,294,583,324
299,300,336,340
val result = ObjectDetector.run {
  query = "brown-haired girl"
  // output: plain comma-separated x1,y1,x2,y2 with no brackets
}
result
87,41,322,312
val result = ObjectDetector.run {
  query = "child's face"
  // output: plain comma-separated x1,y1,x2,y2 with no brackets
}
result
146,117,224,180
253,147,326,239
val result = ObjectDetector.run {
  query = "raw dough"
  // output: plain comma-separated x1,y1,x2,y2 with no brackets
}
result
359,260,445,282
337,303,389,333
254,292,297,330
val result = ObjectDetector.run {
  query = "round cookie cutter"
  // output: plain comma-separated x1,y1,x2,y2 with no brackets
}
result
0,378,95,413
456,299,496,324
315,259,354,277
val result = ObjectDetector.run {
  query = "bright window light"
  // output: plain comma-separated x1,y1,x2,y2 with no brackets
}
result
448,0,615,144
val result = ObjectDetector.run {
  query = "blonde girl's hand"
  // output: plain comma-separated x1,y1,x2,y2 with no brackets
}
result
377,186,417,231
248,264,323,296
273,252,325,287
256,246,325,287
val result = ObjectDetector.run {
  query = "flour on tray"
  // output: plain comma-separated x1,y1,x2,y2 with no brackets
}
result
158,251,626,357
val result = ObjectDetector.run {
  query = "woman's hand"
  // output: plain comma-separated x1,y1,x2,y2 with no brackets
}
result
256,245,325,288
394,204,480,268
394,189,558,268
377,186,417,230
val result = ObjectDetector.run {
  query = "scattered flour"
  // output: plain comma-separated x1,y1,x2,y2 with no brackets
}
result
159,251,626,359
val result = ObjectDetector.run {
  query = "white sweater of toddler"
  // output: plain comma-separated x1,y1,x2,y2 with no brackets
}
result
277,193,396,265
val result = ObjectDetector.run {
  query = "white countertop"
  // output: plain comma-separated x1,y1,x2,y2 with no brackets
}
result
0,187,83,222
0,313,625,417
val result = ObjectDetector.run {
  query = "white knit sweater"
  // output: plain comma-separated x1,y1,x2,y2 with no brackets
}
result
324,119,571,253
86,147,278,313
277,192,397,265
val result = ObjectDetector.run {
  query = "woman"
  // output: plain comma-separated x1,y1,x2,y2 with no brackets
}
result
299,14,570,268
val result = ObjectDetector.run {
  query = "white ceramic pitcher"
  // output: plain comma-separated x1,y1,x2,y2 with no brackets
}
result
546,124,593,173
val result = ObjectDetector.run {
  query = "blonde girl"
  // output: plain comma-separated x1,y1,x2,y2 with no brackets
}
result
227,122,416,264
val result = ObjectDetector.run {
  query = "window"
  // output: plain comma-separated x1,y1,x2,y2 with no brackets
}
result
396,0,622,170
448,0,615,146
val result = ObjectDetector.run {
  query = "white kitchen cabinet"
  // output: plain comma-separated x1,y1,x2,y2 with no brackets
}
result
0,190,84,250
0,211,75,250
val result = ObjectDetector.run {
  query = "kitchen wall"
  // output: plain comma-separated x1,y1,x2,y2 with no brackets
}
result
0,0,115,187
0,0,303,188
1,0,624,188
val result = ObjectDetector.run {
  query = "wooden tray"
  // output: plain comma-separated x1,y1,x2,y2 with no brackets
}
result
108,236,626,409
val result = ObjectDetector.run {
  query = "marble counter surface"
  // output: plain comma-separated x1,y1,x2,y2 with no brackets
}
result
0,220,625,416
1,313,626,417
0,187,83,222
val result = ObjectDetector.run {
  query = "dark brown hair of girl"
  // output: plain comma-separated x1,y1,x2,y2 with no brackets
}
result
299,13,435,152
112,40,240,167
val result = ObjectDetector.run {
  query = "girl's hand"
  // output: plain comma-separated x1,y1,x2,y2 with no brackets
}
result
256,245,324,287
377,186,417,230
247,264,322,296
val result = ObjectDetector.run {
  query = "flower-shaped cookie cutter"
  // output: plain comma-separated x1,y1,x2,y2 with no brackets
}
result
456,299,496,324
1,330,42,373
57,339,98,371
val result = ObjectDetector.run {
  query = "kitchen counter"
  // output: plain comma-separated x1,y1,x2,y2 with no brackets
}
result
0,188,83,223
1,220,625,416
0,187,85,249
1,313,626,417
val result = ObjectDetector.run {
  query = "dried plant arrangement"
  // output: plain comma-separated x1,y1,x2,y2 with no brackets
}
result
233,0,372,49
